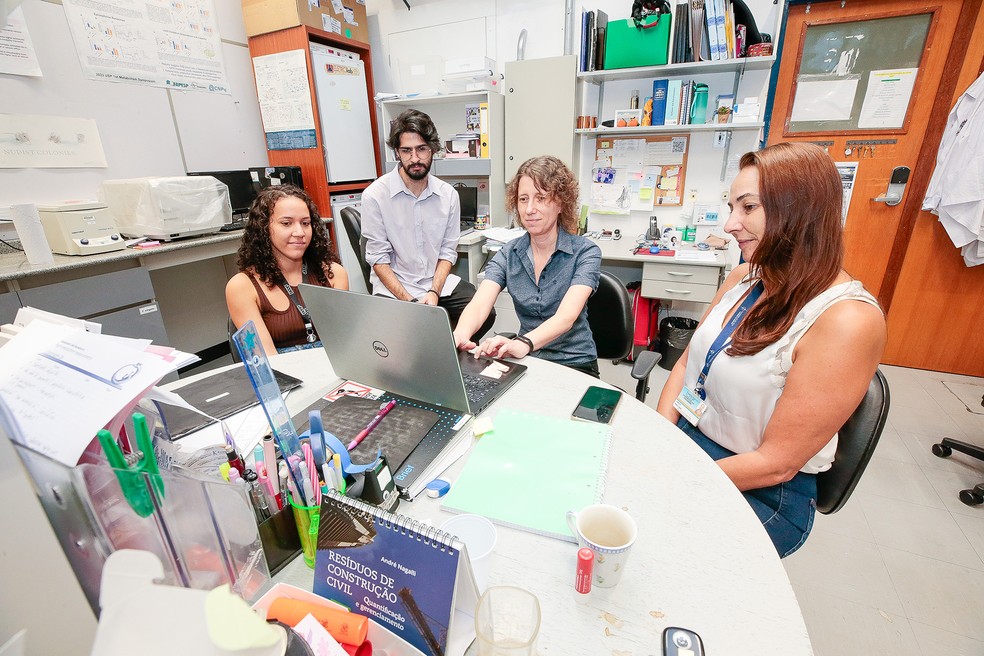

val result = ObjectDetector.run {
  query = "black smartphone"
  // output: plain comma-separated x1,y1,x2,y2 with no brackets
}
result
662,627,705,656
571,386,622,424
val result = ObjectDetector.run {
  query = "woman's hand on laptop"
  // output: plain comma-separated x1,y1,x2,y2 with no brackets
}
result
453,330,477,353
474,335,531,360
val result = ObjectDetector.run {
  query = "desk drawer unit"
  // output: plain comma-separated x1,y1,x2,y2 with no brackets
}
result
641,261,720,303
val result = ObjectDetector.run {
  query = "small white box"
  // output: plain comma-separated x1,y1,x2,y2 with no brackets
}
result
444,57,495,77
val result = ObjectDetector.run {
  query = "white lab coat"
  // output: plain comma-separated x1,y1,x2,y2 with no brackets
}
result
923,71,984,267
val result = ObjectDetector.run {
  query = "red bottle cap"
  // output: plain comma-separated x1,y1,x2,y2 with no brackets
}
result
575,548,594,594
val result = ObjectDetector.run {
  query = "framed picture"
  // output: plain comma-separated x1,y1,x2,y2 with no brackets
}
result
614,109,643,128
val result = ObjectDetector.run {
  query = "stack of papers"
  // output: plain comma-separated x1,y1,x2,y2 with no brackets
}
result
0,319,196,466
481,226,525,245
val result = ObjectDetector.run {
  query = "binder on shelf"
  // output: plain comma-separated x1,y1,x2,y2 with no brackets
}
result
479,101,490,158
579,10,590,72
441,410,611,542
651,79,669,126
586,10,597,72
665,79,683,126
314,490,479,656
714,0,731,60
595,10,609,71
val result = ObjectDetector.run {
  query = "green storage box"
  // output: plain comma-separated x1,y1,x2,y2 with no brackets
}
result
604,15,670,70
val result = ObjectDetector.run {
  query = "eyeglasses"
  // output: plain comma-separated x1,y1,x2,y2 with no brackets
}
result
397,145,433,158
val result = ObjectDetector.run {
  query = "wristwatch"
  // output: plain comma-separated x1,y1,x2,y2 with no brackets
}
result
514,334,536,353
427,289,440,299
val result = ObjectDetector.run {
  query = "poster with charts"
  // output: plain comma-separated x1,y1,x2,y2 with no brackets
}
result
61,0,230,93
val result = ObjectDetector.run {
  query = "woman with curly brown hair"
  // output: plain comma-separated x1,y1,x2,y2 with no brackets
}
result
226,185,348,355
452,155,602,376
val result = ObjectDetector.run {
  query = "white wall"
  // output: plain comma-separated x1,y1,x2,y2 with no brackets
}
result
0,0,268,210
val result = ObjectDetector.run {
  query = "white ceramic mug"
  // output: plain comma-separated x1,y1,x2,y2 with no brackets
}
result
565,504,637,588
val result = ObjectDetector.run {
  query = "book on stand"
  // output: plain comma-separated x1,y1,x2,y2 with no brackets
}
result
314,490,479,656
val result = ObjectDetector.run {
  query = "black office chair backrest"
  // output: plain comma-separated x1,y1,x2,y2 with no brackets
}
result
586,270,634,361
228,317,242,363
816,368,890,514
338,207,372,292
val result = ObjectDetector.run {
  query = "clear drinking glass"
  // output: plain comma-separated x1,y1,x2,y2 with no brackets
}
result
474,586,541,656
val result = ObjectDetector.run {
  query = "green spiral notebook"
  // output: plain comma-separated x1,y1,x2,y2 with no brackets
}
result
441,410,611,542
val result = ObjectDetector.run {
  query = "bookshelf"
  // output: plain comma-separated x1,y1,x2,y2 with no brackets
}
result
378,91,506,227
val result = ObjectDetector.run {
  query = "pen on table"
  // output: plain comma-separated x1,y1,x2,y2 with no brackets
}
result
347,400,397,451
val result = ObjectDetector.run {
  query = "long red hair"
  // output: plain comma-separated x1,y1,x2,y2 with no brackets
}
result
729,142,844,356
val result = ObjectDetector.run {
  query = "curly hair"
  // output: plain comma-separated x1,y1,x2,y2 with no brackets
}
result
236,184,339,287
729,142,847,356
386,109,442,154
505,156,580,234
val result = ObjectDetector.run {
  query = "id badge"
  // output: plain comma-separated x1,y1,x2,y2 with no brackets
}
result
673,387,707,426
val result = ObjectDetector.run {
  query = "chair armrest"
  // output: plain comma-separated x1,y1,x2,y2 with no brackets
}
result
630,350,661,381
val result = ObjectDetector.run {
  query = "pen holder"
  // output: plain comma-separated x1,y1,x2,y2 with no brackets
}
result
257,505,302,575
289,495,321,568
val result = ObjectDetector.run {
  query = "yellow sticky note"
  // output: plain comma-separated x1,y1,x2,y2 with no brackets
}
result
205,584,284,650
340,98,351,111
640,188,653,199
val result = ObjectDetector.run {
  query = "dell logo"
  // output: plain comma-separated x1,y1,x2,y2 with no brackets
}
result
372,341,389,357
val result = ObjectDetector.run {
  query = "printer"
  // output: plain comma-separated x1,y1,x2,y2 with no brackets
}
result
36,201,125,256
100,176,231,241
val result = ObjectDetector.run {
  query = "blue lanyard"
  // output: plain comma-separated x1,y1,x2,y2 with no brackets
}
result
695,281,764,400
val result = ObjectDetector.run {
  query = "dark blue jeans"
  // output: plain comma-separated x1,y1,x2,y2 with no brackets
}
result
677,418,817,558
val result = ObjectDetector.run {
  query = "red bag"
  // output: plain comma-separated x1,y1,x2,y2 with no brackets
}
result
627,281,659,359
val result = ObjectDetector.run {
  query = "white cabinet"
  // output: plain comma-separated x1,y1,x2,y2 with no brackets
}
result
378,91,506,227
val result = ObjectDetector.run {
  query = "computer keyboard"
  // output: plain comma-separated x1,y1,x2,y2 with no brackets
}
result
220,218,248,232
462,373,497,406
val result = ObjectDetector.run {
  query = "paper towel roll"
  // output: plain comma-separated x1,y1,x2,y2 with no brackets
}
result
10,203,54,266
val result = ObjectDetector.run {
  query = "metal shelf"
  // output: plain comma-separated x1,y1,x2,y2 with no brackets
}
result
577,56,776,84
575,122,764,137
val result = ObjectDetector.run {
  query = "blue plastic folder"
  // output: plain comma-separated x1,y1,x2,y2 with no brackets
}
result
441,410,611,542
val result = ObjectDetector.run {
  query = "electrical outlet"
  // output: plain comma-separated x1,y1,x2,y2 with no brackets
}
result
721,191,729,201
713,131,727,149
688,188,698,203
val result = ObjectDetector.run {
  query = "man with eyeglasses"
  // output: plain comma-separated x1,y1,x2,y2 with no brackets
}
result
362,109,495,339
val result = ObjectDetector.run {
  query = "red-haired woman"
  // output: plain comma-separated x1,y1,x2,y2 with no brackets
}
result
657,142,886,557
226,185,348,356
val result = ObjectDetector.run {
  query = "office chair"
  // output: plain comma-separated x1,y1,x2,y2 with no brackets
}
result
815,368,890,514
227,317,242,363
587,271,661,402
931,406,984,505
338,207,372,293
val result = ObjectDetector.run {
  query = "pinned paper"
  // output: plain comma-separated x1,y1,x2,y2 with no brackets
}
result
340,98,351,111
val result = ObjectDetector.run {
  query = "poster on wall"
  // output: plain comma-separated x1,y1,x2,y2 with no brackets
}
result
0,114,107,168
60,0,231,94
857,69,917,129
252,50,318,151
0,7,42,77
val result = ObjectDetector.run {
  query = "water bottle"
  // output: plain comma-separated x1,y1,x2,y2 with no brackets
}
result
690,83,709,125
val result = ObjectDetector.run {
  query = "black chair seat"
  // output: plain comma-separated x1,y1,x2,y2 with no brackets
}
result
338,207,372,293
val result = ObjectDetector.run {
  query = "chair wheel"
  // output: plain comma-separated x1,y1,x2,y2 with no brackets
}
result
932,443,952,458
612,359,621,366
959,488,984,506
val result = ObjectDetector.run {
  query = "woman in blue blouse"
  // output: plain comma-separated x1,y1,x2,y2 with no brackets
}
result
452,156,602,376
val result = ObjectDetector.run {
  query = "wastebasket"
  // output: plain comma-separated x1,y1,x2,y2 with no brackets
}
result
658,317,699,371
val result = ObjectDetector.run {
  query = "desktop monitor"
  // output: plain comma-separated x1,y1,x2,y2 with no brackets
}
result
454,185,478,222
187,169,259,220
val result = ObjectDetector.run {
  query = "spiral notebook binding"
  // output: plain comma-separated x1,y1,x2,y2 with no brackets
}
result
594,426,614,504
324,488,458,553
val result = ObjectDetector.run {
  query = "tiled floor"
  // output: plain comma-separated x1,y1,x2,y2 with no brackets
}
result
598,357,984,656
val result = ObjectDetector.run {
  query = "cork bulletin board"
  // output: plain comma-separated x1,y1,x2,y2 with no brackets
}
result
590,133,690,213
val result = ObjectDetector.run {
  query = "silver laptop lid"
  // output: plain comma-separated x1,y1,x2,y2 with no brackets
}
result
299,285,471,413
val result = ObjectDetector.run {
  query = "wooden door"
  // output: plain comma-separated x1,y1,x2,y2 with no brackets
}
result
768,0,984,376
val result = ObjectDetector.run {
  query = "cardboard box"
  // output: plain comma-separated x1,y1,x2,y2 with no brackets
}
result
243,0,369,43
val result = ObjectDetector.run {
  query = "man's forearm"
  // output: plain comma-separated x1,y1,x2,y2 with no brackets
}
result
430,259,453,297
373,263,414,301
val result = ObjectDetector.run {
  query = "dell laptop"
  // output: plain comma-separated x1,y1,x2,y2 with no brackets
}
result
299,285,527,416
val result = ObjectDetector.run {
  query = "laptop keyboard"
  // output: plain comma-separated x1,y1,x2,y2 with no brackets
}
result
462,373,496,407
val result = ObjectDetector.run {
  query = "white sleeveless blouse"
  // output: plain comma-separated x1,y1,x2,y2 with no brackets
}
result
682,278,881,474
